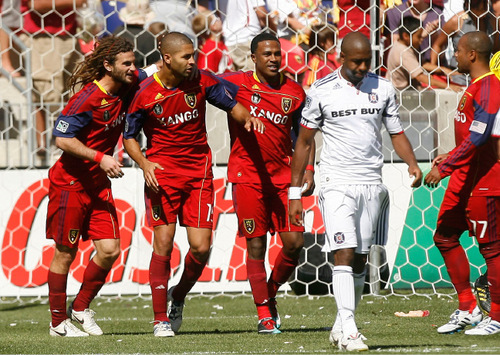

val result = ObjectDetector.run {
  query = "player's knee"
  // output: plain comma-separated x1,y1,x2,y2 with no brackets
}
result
433,229,460,252
189,245,211,262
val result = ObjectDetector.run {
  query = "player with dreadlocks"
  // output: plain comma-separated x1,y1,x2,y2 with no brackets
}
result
46,36,155,337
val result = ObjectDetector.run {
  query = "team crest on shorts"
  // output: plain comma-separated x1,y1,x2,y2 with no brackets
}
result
368,92,378,103
244,219,255,234
251,93,261,104
334,232,345,244
153,103,163,115
185,93,197,108
68,229,79,244
459,95,467,111
282,98,292,113
152,205,161,221
103,110,110,122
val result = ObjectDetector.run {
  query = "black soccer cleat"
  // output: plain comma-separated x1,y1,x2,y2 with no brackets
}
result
474,273,491,315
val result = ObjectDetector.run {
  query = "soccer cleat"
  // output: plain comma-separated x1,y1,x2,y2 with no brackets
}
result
68,303,103,336
153,321,175,337
167,286,184,333
269,298,281,329
474,273,491,315
258,317,281,334
329,327,343,347
339,333,369,352
465,317,500,335
437,306,483,334
49,318,89,337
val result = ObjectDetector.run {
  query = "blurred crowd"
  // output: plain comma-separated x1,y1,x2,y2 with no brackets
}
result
1,0,500,156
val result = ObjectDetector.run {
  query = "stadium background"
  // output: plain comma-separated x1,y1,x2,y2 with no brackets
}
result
0,0,489,298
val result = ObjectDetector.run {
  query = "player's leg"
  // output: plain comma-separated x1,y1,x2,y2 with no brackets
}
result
70,188,121,335
465,196,500,335
45,185,89,337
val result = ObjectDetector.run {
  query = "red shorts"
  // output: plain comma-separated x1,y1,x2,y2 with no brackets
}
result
145,173,214,229
232,183,304,238
436,173,470,232
466,196,500,244
46,183,119,248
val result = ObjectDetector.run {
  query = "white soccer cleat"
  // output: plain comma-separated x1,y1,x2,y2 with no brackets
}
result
437,306,483,334
167,286,184,333
153,321,175,337
465,316,500,335
69,306,103,336
329,327,343,347
339,332,368,352
49,318,89,337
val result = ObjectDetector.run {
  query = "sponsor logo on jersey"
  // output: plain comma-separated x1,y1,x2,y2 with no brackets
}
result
68,229,79,244
152,206,161,221
252,84,260,90
101,98,108,106
334,232,345,244
185,93,197,108
459,95,467,111
244,219,255,234
330,108,382,117
305,96,312,109
55,120,69,133
155,93,164,100
103,110,110,121
250,105,289,125
153,103,163,115
251,93,261,104
332,83,342,90
157,109,199,126
368,92,378,103
282,98,292,113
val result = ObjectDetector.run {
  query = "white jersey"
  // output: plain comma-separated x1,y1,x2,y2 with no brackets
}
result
301,68,403,185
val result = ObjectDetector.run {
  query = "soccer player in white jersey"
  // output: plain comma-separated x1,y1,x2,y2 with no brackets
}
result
289,32,422,351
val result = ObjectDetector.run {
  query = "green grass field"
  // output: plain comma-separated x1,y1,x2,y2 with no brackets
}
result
1,293,499,354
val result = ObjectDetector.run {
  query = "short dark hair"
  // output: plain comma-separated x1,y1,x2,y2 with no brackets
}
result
250,32,280,54
399,16,421,38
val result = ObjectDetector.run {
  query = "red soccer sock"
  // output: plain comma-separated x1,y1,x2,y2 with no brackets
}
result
72,259,109,312
149,253,171,322
247,258,271,320
267,250,298,298
48,270,68,327
485,252,500,321
172,250,206,301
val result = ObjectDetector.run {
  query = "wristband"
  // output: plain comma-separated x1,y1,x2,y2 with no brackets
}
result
305,164,315,173
288,186,302,200
94,151,104,164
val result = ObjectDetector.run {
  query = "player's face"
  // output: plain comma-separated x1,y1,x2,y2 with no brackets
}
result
110,51,136,85
169,44,196,78
252,40,282,80
340,47,371,85
455,39,471,74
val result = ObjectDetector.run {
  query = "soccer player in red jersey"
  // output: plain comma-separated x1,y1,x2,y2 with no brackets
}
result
220,33,315,334
425,31,500,335
123,32,264,337
46,36,151,337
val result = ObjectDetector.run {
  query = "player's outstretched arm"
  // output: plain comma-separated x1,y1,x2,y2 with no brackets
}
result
55,137,124,179
229,102,265,133
123,137,164,193
390,133,422,187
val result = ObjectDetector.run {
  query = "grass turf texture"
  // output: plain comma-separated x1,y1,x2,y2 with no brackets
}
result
1,293,500,354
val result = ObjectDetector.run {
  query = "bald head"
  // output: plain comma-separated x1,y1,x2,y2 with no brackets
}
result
160,32,193,55
341,32,371,56
460,31,492,62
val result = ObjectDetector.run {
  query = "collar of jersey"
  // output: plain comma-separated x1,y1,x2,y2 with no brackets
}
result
154,72,177,90
93,80,112,96
472,71,495,85
338,67,363,88
252,71,284,86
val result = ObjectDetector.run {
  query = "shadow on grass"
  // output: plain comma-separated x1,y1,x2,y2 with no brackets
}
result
0,302,43,312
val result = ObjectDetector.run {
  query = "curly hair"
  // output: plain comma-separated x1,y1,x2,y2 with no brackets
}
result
68,36,134,93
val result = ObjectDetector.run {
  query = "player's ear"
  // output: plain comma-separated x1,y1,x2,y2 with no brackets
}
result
251,53,257,64
103,60,112,72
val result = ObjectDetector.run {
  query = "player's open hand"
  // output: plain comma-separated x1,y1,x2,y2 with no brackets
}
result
289,199,304,226
409,165,423,188
100,155,124,179
140,160,164,193
424,166,442,188
301,170,315,196
245,116,265,134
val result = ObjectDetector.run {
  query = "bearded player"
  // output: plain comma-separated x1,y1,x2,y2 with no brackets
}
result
123,32,264,337
220,33,315,334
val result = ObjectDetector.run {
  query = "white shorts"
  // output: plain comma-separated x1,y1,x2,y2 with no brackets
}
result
319,183,389,254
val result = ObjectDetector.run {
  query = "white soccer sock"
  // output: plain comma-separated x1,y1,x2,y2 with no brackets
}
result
332,265,358,336
332,312,342,332
353,269,366,310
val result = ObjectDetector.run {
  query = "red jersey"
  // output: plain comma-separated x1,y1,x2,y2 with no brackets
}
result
21,0,77,35
438,72,500,196
124,71,238,178
220,71,305,185
197,39,233,74
50,73,144,191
